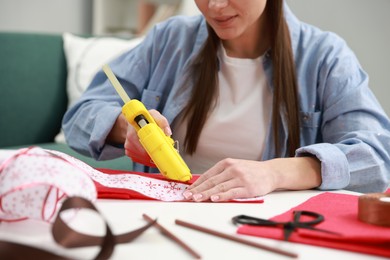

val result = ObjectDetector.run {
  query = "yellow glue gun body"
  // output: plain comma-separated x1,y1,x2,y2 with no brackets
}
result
122,100,192,182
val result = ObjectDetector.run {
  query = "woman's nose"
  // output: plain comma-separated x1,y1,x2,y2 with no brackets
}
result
208,0,229,9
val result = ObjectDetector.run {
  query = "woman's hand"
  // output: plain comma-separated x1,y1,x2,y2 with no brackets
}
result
124,109,172,166
183,158,276,202
183,157,322,202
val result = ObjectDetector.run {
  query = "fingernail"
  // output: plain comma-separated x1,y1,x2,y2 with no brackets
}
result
164,127,172,136
183,191,192,199
193,194,203,201
211,195,219,202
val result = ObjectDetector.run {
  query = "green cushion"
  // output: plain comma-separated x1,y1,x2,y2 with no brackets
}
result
0,32,133,171
4,143,133,171
0,32,67,147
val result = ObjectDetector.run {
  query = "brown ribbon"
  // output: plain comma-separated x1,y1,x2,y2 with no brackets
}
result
0,196,155,259
358,193,390,227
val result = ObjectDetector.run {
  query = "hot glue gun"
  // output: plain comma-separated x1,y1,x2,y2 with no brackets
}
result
102,64,192,182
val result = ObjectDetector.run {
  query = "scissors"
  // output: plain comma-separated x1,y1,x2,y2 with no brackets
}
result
232,210,340,241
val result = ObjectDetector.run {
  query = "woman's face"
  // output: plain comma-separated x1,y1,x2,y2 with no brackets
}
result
195,0,268,41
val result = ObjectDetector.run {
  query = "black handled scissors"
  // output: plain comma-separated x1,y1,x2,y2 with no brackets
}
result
232,210,340,241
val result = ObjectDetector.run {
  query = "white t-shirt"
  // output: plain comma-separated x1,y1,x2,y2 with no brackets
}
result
172,46,272,173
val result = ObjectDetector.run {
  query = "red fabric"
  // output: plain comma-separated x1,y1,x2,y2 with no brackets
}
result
95,169,196,200
126,152,156,167
237,192,390,258
95,169,263,203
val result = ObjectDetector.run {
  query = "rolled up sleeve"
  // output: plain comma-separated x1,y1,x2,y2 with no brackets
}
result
296,143,350,190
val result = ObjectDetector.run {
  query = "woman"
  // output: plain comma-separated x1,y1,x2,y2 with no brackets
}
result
63,0,390,202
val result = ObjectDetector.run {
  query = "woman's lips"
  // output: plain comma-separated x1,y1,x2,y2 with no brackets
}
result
213,15,238,27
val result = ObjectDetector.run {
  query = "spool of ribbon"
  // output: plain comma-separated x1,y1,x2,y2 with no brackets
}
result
358,193,390,227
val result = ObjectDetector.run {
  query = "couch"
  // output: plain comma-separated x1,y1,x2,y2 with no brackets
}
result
0,31,132,170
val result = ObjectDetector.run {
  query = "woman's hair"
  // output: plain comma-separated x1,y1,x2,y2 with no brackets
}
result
182,0,300,157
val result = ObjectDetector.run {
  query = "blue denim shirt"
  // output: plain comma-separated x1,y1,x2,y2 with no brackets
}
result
63,5,390,193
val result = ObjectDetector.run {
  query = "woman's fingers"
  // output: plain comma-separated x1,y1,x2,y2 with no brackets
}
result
188,158,231,188
191,179,244,202
149,109,172,136
183,159,235,201
183,159,271,202
124,124,155,166
124,109,171,167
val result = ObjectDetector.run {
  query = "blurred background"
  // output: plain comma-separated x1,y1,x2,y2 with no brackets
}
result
0,0,389,115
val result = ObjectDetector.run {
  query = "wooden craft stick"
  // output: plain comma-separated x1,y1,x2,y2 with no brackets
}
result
175,219,298,258
142,214,201,259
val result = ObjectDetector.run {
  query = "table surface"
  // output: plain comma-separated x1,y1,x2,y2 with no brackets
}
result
0,189,387,260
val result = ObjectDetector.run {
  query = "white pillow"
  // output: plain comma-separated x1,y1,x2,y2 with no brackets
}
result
55,33,143,143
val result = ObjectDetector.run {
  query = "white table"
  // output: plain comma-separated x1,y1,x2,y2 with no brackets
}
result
0,190,387,260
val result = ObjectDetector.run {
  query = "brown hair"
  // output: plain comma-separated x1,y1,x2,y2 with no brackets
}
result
182,0,300,157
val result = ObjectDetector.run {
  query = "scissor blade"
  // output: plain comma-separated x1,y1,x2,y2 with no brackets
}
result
283,226,294,241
